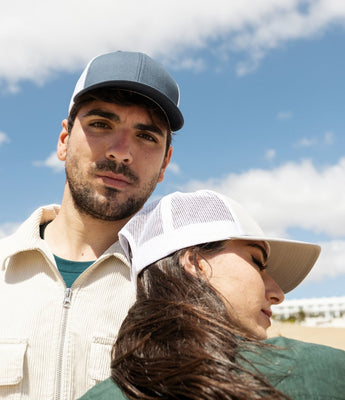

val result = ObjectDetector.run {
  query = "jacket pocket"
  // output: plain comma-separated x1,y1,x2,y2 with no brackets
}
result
88,336,115,388
0,338,27,398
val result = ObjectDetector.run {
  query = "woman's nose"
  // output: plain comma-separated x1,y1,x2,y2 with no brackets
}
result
264,272,285,305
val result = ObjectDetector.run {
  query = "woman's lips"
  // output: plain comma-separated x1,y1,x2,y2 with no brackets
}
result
261,309,272,325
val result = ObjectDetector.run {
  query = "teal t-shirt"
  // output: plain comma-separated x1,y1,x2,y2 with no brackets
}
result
78,337,345,400
54,255,93,288
40,221,94,287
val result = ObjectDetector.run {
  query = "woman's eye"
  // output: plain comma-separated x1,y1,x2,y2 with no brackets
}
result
252,256,266,271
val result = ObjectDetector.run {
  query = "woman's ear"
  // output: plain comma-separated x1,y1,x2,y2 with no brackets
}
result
179,250,211,279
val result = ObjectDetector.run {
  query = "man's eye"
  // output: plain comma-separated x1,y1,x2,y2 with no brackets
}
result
252,256,267,271
90,121,109,128
138,132,157,142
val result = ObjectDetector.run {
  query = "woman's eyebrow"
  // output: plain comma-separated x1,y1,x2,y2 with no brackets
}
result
248,243,268,262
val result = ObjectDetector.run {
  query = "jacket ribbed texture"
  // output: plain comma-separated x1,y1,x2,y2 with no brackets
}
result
0,205,135,399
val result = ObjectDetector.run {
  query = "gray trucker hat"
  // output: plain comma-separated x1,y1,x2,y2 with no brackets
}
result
69,51,184,131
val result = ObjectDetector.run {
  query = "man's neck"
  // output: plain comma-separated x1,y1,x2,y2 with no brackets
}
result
43,204,131,262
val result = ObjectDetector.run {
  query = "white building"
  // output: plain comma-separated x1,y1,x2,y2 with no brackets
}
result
272,296,345,321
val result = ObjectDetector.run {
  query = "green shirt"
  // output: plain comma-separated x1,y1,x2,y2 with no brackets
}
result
79,377,128,400
78,337,345,400
255,336,345,399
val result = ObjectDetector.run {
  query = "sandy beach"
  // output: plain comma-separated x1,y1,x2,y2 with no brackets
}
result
268,322,345,351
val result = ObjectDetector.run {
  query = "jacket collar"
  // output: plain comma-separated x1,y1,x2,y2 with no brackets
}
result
1,205,60,259
1,205,129,270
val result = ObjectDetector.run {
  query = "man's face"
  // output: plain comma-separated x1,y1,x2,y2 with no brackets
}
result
58,100,172,221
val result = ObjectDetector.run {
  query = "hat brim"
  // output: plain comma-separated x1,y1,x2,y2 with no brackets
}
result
264,238,320,293
73,80,184,132
229,236,321,293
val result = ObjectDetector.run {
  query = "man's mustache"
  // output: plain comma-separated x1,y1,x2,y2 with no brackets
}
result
94,160,139,183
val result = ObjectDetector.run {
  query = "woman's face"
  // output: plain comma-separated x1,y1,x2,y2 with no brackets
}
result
200,239,284,339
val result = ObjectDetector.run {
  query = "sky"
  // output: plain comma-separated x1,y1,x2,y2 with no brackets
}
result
1,0,345,300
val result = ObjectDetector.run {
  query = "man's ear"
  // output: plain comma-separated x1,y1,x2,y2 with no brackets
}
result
57,119,69,161
158,146,173,183
179,250,211,279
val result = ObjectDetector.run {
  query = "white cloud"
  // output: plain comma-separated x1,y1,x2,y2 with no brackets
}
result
0,131,10,146
276,111,293,120
33,151,64,172
324,130,334,145
183,158,345,238
172,57,206,72
306,239,345,282
1,0,345,87
294,131,335,148
181,158,345,280
295,137,316,147
265,149,276,161
0,222,19,238
167,162,181,175
235,51,264,77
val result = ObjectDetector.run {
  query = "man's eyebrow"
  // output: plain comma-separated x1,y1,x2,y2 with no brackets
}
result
80,110,165,137
135,123,165,137
82,109,120,122
248,243,268,262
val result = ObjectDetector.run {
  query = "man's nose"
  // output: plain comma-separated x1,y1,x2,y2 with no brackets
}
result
106,131,133,164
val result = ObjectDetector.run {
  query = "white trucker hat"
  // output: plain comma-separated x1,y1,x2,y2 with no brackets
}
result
119,190,321,293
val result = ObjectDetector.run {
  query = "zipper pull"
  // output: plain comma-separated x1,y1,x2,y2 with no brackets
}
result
63,288,72,308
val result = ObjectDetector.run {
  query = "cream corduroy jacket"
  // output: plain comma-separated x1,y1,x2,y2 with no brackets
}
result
0,205,135,400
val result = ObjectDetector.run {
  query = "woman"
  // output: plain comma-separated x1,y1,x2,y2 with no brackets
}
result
80,190,341,399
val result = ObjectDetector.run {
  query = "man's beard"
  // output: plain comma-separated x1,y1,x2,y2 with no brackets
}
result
65,158,161,221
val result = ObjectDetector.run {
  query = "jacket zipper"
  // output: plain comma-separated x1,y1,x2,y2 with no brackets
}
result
54,288,73,400
63,288,72,308
52,261,103,400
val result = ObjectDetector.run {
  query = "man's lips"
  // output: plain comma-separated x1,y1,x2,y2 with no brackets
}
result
96,172,132,188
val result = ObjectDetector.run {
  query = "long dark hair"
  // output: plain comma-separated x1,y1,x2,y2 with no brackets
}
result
111,241,290,399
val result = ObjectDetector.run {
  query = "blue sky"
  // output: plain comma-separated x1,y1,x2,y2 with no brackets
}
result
1,0,345,300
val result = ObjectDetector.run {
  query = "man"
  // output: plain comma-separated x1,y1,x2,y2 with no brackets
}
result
0,51,184,399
